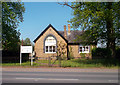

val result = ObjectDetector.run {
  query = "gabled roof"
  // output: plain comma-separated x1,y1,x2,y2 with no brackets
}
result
59,30,97,45
58,30,83,43
33,24,68,43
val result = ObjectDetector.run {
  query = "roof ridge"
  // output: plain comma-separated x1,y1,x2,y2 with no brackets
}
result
33,24,68,43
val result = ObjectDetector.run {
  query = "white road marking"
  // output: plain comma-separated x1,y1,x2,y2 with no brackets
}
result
108,80,118,82
48,79,79,80
15,78,79,81
16,78,45,80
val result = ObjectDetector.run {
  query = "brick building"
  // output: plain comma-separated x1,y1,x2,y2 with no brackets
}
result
34,24,96,59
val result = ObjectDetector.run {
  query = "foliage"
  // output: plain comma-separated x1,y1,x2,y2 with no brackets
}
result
115,47,120,59
68,46,74,59
2,2,25,51
2,50,29,63
22,38,32,46
60,2,120,58
80,53,86,58
92,48,112,58
0,2,2,49
57,41,67,60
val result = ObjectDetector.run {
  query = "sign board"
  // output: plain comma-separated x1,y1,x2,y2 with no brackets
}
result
21,46,32,53
20,45,33,66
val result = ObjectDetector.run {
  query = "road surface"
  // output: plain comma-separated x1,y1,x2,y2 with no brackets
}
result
2,68,118,83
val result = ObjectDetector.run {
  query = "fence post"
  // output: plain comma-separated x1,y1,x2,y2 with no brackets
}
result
48,57,51,67
59,56,61,67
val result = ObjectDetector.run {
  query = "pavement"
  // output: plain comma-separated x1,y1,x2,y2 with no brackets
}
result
1,66,118,72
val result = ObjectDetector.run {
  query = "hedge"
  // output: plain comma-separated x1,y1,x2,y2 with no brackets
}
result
92,47,120,59
92,48,112,58
2,50,29,63
115,48,120,59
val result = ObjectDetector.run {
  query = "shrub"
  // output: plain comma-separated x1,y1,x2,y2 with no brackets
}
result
2,50,29,63
68,47,74,59
92,48,112,59
80,53,86,59
115,48,120,59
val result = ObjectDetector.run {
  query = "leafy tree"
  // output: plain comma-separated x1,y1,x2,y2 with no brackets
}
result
60,2,120,58
0,2,2,49
2,2,25,51
22,38,32,46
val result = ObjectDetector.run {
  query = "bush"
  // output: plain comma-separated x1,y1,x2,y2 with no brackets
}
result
68,47,74,59
80,53,86,59
115,48,120,59
2,50,29,63
92,48,112,59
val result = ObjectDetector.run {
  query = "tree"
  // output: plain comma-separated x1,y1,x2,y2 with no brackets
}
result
59,2,120,58
2,2,25,51
22,38,32,46
0,2,2,49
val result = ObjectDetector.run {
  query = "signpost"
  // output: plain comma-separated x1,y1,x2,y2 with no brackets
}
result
20,46,33,65
29,51,35,66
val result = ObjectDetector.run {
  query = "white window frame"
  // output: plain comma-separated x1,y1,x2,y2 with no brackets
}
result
79,45,90,53
45,36,56,53
45,46,56,53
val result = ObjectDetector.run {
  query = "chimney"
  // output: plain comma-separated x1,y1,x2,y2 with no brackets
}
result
64,25,67,39
68,24,70,35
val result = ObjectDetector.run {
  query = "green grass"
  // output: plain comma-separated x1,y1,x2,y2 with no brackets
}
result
1,61,31,66
61,59,119,68
2,58,119,68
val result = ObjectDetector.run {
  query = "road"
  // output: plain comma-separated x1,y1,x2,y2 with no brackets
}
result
2,70,118,83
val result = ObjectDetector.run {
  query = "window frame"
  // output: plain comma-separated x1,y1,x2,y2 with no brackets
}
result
45,46,56,53
79,45,90,53
44,35,57,53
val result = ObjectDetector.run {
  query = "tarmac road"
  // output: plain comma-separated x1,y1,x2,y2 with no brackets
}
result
2,70,118,83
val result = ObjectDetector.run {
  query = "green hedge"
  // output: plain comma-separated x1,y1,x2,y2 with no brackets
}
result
115,48,120,59
2,50,29,63
92,48,112,58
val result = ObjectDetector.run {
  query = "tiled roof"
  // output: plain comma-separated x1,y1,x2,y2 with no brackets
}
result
58,30,83,43
34,24,96,45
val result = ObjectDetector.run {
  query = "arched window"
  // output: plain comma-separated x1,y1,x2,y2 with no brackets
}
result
45,36,56,53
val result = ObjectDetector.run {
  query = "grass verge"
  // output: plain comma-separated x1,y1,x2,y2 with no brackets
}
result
2,58,119,68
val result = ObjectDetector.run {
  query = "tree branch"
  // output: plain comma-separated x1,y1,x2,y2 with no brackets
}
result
58,2,80,9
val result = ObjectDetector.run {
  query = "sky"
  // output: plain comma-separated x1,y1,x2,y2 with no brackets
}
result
17,2,73,43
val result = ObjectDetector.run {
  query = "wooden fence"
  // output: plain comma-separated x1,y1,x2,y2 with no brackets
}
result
35,56,61,67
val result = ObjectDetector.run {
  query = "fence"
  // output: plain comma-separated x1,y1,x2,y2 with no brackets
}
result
34,56,61,67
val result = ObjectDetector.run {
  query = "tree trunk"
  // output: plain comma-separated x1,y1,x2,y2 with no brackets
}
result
106,2,116,58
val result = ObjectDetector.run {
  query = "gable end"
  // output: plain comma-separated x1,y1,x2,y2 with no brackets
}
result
33,24,68,43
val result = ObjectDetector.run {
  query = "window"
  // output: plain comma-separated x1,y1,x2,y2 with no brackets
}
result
45,36,56,53
53,46,55,52
50,46,52,52
79,46,89,53
45,46,48,52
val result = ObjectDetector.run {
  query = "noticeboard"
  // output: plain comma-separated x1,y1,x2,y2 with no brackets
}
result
21,46,32,53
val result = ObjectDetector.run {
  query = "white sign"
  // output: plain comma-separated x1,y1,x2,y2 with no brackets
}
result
21,46,32,53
